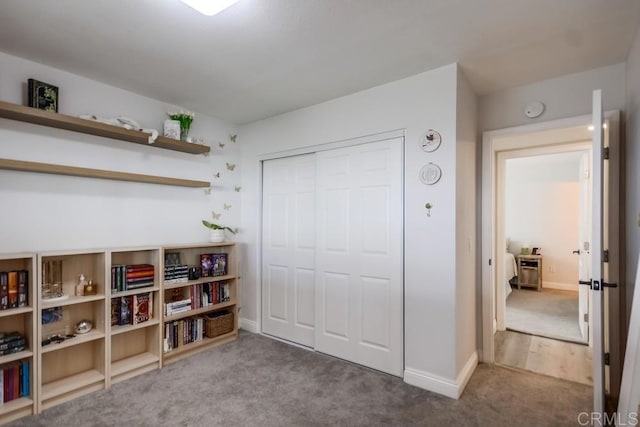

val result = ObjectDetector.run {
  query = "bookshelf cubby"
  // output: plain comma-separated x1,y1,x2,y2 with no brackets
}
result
108,248,161,385
37,250,107,411
161,242,238,365
0,253,37,424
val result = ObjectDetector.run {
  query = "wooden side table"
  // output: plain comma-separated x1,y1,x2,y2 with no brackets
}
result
516,254,542,291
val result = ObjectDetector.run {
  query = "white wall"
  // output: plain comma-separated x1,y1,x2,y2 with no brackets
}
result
480,63,626,132
239,63,477,396
0,52,240,252
626,27,640,323
505,153,582,289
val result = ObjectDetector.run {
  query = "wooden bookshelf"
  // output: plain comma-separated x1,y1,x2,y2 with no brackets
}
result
40,369,105,410
0,100,210,155
161,242,238,365
0,253,37,423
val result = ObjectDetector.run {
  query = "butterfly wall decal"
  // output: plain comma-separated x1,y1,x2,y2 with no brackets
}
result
218,142,225,149
234,186,242,192
211,211,222,220
230,134,237,143
204,187,212,195
223,203,232,211
213,172,220,179
226,162,236,171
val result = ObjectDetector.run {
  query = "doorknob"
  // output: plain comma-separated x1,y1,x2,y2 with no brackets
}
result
572,249,581,255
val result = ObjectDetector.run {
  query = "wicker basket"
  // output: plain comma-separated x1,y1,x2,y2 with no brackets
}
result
204,311,234,338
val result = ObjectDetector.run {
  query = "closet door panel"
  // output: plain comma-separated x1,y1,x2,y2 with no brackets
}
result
262,154,316,347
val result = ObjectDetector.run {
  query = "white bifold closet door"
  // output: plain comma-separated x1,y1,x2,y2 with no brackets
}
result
262,154,317,347
262,138,403,376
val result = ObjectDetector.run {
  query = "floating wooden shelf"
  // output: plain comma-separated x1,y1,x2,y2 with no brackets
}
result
0,100,210,155
0,158,210,188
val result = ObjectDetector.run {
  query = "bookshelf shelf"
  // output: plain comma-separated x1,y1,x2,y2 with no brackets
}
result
111,286,159,298
0,100,210,155
41,369,105,402
0,349,34,365
0,306,33,318
41,330,105,354
111,352,159,378
164,300,235,322
41,294,105,309
110,318,159,336
0,397,34,414
163,330,238,364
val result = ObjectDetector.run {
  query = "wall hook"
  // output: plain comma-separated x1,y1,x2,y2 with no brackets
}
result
425,202,433,217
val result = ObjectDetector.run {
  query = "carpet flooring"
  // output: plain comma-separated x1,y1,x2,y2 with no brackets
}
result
506,288,585,343
9,331,592,427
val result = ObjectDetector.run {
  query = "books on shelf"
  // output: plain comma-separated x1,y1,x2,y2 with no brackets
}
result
163,317,204,352
112,292,153,326
200,253,228,278
0,359,30,404
163,281,231,316
0,332,26,356
111,264,155,292
0,270,28,311
163,265,189,284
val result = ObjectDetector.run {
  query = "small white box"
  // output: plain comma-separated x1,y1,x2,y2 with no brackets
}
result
163,119,181,139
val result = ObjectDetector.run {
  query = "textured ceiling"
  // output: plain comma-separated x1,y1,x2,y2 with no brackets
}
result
0,0,639,124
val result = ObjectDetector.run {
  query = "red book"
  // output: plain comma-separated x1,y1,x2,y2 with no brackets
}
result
13,364,19,401
126,264,154,272
4,367,9,402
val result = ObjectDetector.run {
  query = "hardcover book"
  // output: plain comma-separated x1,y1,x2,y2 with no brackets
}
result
7,272,18,308
119,296,132,325
200,254,212,277
211,254,228,277
0,272,8,310
17,270,28,307
133,292,151,324
111,298,120,326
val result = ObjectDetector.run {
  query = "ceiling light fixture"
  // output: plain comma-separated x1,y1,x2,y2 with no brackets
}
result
179,0,241,16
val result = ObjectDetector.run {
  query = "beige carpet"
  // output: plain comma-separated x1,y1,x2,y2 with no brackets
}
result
506,288,585,343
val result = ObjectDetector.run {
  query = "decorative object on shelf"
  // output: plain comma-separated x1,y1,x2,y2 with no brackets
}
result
532,247,540,255
84,280,97,295
419,129,441,152
164,252,182,266
28,78,58,112
76,273,87,296
419,162,442,185
202,220,237,243
42,259,67,300
74,319,93,334
79,114,158,144
521,243,530,255
425,202,433,217
167,110,195,141
163,119,181,139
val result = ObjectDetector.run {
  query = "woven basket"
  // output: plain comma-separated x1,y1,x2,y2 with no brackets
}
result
204,311,234,338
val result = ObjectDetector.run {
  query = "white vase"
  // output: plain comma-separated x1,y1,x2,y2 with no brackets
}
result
209,229,224,243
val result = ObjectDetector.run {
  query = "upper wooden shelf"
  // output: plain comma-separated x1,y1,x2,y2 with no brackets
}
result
0,100,210,155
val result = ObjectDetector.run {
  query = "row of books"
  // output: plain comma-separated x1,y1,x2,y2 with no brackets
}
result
111,264,155,293
200,253,228,277
0,332,26,356
163,317,204,352
0,271,28,310
164,281,231,316
163,264,189,284
0,360,30,404
111,292,153,326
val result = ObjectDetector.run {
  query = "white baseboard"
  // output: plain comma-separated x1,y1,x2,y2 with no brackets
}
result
543,281,578,291
239,318,259,333
403,351,478,399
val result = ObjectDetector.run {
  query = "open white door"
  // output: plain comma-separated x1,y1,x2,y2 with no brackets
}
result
578,151,591,344
591,89,606,416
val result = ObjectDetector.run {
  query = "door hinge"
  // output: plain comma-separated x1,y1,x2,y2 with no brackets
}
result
603,147,610,160
489,259,492,266
603,249,609,263
604,352,610,366
584,313,589,322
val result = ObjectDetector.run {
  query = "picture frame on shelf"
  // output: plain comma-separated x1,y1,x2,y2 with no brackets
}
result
28,78,58,112
163,119,181,140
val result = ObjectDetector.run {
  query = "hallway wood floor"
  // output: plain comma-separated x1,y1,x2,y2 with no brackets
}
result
495,329,593,385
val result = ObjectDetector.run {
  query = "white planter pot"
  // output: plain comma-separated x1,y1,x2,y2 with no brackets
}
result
209,229,225,243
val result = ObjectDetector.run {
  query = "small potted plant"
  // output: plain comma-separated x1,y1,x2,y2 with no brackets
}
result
202,220,237,243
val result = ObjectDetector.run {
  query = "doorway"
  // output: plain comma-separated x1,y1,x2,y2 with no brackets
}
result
481,110,622,398
495,148,593,385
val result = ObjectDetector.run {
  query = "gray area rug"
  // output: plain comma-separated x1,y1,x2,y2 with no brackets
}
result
506,288,585,343
9,331,591,427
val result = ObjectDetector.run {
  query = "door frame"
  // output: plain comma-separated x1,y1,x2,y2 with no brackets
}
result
481,111,622,394
255,129,405,341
